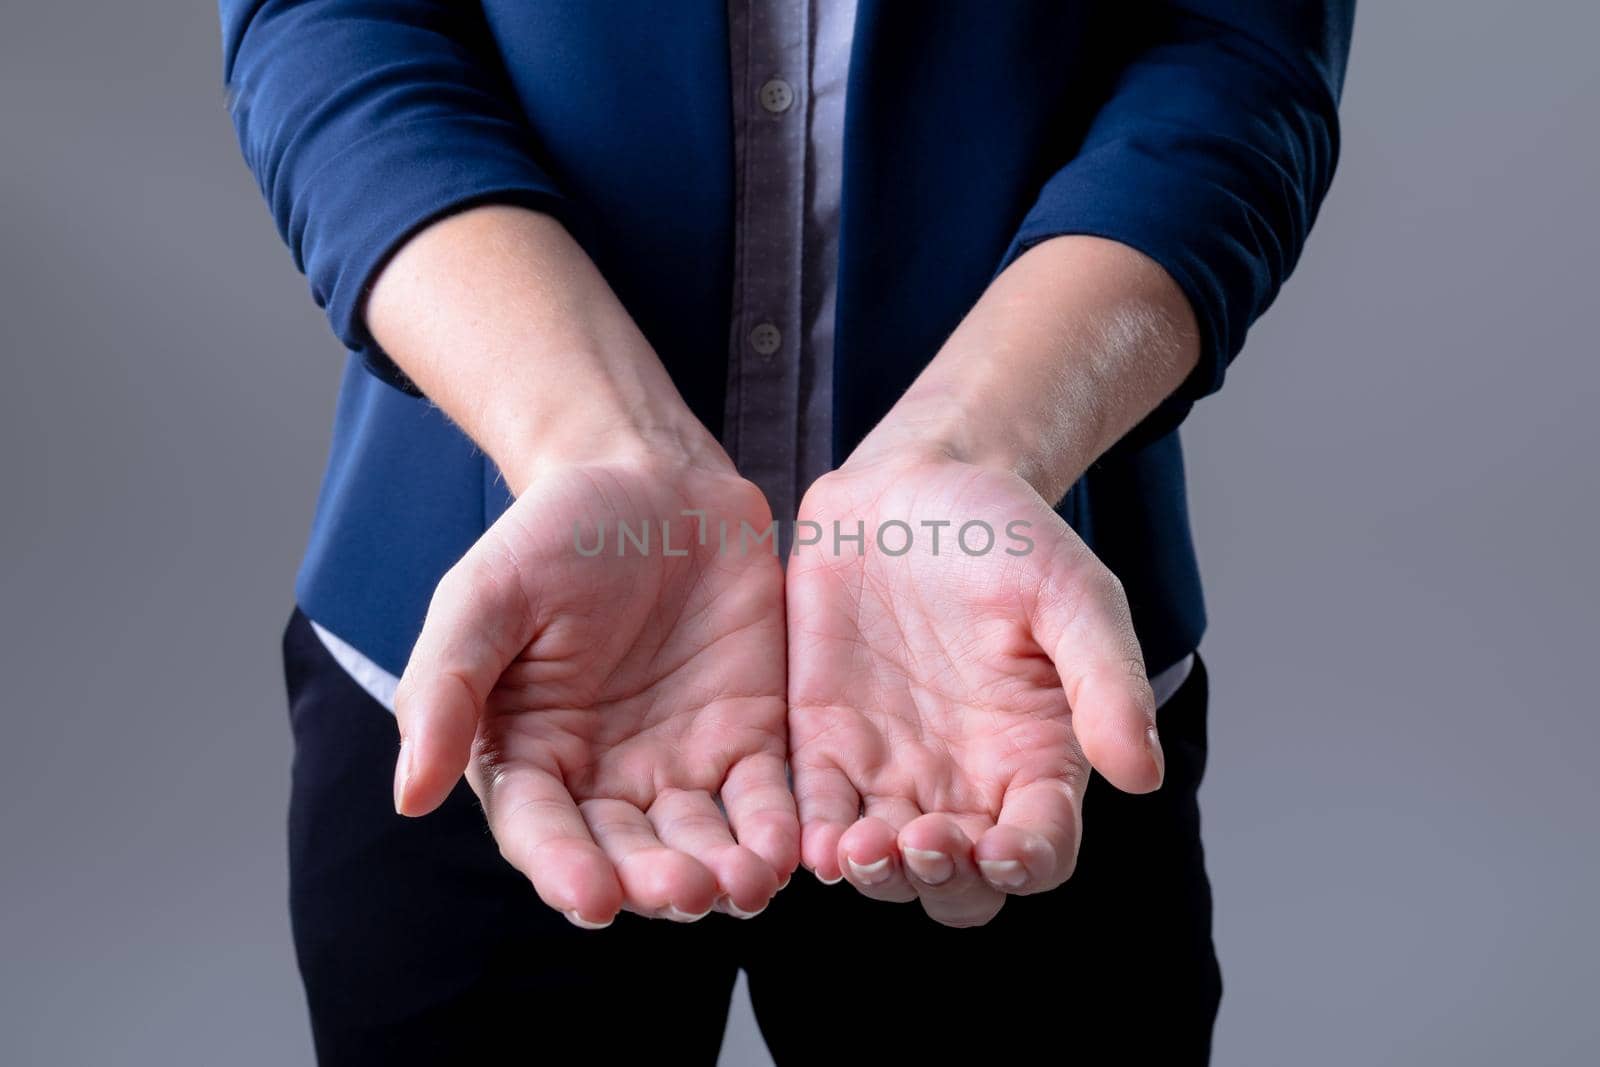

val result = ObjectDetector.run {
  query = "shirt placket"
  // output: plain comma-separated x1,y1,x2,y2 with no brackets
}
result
724,1,809,528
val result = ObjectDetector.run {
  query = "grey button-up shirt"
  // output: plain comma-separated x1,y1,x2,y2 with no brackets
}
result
721,0,857,528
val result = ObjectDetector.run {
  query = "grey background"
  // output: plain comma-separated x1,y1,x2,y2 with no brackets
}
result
1,2,1595,1064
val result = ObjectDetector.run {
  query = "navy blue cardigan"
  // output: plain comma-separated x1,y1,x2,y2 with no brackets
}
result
220,1,1353,678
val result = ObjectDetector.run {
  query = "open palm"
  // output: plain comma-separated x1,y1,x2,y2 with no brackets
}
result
394,459,797,928
787,455,1164,926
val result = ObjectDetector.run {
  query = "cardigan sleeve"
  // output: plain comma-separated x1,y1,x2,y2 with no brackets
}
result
219,0,573,391
1000,1,1355,451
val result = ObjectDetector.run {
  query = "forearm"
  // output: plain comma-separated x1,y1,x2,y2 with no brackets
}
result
849,235,1200,505
367,204,728,495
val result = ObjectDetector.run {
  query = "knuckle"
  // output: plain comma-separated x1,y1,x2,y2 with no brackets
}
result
470,737,513,799
1094,565,1128,605
434,558,476,601
391,675,418,715
438,547,518,615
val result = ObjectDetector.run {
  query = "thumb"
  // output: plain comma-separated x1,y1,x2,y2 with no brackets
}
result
392,540,536,816
1029,557,1164,794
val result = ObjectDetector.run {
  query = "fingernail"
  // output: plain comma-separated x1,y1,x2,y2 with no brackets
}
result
564,910,612,931
1146,724,1166,784
392,736,412,814
979,859,1028,889
902,847,954,886
814,868,844,886
718,895,767,920
846,856,892,885
777,873,791,891
666,904,712,923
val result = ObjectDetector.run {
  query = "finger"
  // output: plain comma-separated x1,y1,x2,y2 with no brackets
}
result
649,788,779,917
1030,562,1163,794
862,793,921,830
720,753,800,886
581,798,719,920
477,763,622,928
977,775,1084,895
792,757,860,884
838,804,919,903
393,543,536,816
898,813,1005,928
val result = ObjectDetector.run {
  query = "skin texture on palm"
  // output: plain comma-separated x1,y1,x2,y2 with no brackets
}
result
787,453,1164,927
392,459,799,928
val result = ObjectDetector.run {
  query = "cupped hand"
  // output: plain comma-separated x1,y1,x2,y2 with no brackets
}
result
393,455,797,928
786,453,1164,927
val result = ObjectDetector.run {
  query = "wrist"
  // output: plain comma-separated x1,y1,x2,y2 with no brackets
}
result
845,236,1201,505
843,385,1081,505
493,385,732,497
366,204,735,495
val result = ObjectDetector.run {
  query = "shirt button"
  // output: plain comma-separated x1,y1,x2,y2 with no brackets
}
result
749,322,782,355
758,78,794,114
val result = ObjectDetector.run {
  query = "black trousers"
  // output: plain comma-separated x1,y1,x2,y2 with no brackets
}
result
284,608,1221,1064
